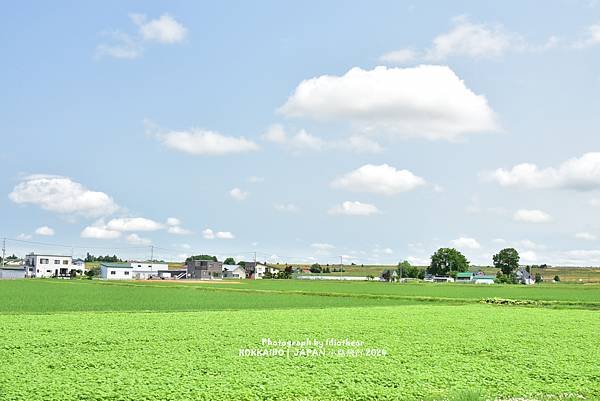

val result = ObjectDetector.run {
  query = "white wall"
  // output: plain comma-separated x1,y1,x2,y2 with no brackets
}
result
129,262,169,272
26,255,72,278
101,266,133,280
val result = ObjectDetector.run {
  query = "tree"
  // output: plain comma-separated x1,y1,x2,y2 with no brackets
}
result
554,275,560,282
309,263,322,273
397,260,422,278
186,255,218,263
224,257,236,265
493,248,520,276
428,248,469,276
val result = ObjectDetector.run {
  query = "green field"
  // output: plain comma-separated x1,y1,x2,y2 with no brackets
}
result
0,280,598,401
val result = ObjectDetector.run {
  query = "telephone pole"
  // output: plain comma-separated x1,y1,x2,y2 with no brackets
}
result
1,238,5,268
150,245,154,262
253,251,257,280
339,255,343,280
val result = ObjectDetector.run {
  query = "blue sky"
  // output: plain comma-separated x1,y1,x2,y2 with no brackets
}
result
2,1,600,265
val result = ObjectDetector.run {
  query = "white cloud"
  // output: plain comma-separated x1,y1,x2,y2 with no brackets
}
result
131,14,187,44
261,124,288,144
574,23,600,48
484,153,600,191
80,224,122,240
167,226,192,235
263,125,382,153
279,65,498,141
216,231,234,239
229,187,249,201
513,209,552,223
166,217,181,226
35,226,54,236
589,198,600,207
106,217,164,232
311,243,335,251
158,129,259,156
126,233,152,245
332,164,425,195
95,32,142,60
575,232,597,241
344,136,383,153
425,16,521,61
16,233,32,240
520,250,538,263
9,175,119,217
203,228,234,240
274,203,299,213
379,49,417,64
519,239,545,250
96,14,186,60
450,236,481,250
328,201,380,216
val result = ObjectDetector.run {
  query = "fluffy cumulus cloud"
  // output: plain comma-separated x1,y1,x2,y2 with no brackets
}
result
328,201,380,216
450,236,481,249
279,65,498,141
262,124,382,153
331,164,425,195
96,14,186,60
35,226,54,236
484,153,600,191
158,129,259,156
202,228,234,240
9,175,119,217
105,217,164,231
131,14,187,44
513,209,552,223
126,233,152,245
229,187,249,201
80,225,121,240
166,217,181,226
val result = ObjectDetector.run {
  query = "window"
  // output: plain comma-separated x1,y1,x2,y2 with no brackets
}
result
40,259,49,264
63,260,69,265
36,269,39,273
124,271,130,276
54,260,60,265
138,265,142,268
110,271,116,275
46,270,52,273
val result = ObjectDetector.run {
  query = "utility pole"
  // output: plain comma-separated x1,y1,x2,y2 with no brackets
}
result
339,255,343,280
2,238,5,268
254,251,257,280
150,245,154,262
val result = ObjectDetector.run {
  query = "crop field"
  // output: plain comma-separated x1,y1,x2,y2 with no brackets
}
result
0,280,598,401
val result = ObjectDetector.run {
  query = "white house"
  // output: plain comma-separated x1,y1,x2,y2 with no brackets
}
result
100,263,133,280
222,265,246,279
251,263,279,279
25,254,73,278
128,261,169,280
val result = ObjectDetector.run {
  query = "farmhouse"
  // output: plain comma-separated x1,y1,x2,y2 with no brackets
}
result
100,262,133,280
222,265,246,279
244,262,279,279
24,253,74,278
186,259,223,279
516,268,536,285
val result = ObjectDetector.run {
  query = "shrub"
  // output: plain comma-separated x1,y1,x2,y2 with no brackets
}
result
554,275,560,282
